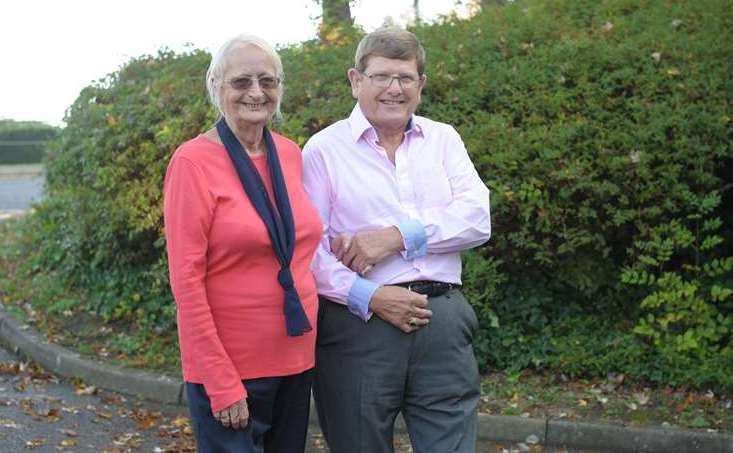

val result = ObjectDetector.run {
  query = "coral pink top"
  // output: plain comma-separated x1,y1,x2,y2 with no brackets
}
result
164,133,321,412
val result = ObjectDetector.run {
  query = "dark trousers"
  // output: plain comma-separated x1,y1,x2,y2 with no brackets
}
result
314,289,480,453
186,369,313,453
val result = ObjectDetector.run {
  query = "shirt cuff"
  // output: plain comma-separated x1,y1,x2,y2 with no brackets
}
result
347,276,380,321
397,219,427,259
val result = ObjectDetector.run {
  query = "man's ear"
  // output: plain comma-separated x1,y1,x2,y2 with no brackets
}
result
347,68,361,99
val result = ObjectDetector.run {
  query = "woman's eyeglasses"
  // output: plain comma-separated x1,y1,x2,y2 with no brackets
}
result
227,75,281,91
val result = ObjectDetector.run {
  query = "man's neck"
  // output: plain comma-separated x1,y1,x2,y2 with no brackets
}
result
375,128,405,163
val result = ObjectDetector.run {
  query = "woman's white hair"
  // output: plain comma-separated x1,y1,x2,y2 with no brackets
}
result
205,34,284,119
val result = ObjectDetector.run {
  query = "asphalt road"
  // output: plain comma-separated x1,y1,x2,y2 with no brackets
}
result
0,344,343,452
0,344,196,452
0,172,44,211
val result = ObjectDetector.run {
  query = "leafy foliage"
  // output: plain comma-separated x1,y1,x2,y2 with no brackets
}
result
6,0,732,390
21,48,214,330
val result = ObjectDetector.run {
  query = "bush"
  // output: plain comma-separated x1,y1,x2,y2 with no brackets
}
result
9,0,732,389
22,48,214,329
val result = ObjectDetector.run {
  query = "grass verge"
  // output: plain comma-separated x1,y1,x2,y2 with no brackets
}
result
0,217,180,374
481,370,732,432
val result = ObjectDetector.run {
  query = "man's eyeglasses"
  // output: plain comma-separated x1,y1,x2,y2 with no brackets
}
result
227,75,281,91
361,72,422,89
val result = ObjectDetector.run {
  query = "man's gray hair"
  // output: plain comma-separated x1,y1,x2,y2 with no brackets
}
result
354,27,426,75
205,34,284,118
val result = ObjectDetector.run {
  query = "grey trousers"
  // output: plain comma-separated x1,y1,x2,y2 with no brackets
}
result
313,289,480,453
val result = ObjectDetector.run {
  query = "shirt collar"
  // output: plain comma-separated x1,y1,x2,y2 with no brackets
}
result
348,104,424,143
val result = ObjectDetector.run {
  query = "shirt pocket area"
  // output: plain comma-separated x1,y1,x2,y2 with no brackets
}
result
416,164,453,208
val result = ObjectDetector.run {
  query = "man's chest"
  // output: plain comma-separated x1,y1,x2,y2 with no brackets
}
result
327,146,454,229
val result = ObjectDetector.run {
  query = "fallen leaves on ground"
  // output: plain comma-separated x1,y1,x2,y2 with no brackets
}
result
131,408,163,429
480,371,733,431
112,432,143,448
24,438,46,449
19,397,61,421
0,417,22,429
0,361,20,375
59,438,79,447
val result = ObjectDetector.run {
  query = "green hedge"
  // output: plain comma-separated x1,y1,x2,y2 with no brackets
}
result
0,120,57,164
13,0,733,389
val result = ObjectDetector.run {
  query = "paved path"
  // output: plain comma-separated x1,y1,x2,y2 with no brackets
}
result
0,165,44,211
0,344,196,452
0,343,343,452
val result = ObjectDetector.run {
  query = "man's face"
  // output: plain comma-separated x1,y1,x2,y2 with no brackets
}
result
348,56,426,134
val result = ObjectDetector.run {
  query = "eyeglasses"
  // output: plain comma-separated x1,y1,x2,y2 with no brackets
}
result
227,75,281,91
361,72,422,89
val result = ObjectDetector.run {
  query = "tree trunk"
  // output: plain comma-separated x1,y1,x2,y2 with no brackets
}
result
319,0,354,42
413,0,420,24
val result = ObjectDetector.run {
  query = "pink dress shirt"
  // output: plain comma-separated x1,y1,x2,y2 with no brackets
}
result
302,105,491,320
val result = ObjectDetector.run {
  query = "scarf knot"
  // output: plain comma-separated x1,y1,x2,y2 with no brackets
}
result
278,267,295,289
216,119,312,337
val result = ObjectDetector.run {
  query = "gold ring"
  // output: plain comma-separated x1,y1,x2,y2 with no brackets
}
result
408,318,417,326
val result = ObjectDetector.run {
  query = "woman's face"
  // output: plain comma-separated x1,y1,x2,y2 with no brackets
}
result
219,44,280,131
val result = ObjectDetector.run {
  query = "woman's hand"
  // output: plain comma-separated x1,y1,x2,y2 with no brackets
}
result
213,397,249,429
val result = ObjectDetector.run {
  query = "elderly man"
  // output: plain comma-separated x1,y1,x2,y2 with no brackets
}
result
302,27,491,453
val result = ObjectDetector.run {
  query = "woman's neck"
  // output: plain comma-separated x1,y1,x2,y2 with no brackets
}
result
232,122,265,156
207,119,266,156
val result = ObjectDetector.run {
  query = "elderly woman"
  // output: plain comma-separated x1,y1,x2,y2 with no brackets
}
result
163,34,322,452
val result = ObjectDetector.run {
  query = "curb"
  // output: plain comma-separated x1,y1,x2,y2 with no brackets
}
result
1,305,732,452
0,305,183,405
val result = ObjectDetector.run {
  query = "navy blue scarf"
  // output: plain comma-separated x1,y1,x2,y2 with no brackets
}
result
216,118,312,337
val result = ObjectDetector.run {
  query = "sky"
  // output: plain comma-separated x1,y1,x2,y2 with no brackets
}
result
1,0,469,127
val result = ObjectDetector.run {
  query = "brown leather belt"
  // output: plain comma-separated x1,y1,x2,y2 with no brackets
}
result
393,280,460,298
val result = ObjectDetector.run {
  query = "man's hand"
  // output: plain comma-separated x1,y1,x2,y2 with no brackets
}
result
369,285,432,333
330,227,404,274
213,397,249,430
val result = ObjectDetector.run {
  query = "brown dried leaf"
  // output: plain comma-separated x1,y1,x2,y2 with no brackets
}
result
0,418,22,429
59,438,79,447
25,438,46,449
0,362,20,375
14,376,30,392
132,409,163,429
101,393,127,405
75,384,97,395
112,432,143,448
96,410,114,419
634,392,650,406
171,416,191,428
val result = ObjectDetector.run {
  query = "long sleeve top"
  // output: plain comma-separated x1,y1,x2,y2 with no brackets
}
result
164,133,322,413
302,105,491,321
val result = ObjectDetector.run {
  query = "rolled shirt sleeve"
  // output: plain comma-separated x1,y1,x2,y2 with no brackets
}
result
397,218,428,259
